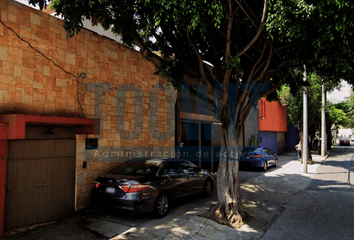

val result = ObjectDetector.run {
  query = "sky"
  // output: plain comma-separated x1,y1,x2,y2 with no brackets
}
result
14,0,38,9
327,80,352,104
14,0,123,43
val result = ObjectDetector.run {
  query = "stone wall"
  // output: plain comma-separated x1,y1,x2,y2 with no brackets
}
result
0,0,175,210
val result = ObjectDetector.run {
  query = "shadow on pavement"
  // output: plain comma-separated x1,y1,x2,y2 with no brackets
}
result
3,148,352,240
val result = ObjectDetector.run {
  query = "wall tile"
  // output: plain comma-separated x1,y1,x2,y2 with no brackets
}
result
1,0,176,212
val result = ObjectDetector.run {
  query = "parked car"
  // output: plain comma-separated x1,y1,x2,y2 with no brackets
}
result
91,157,215,218
239,146,278,171
339,137,350,146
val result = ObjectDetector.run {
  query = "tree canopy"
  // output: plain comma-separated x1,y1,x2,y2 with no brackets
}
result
27,0,354,128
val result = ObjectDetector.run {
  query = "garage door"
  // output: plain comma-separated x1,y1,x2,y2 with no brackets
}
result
5,126,76,230
259,131,277,153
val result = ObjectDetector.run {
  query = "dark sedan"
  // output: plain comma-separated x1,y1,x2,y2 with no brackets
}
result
239,146,278,171
91,158,215,218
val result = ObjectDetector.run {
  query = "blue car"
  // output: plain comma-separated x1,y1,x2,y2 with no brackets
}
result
239,146,279,171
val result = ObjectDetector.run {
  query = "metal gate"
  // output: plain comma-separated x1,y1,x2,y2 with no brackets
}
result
5,126,76,230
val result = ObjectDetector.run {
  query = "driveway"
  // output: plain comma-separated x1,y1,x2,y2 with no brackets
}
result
1,191,249,240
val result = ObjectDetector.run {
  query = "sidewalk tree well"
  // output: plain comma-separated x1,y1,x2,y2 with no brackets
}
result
27,0,354,228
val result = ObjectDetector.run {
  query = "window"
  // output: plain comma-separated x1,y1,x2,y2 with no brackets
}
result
85,138,98,150
263,148,272,156
157,164,170,176
242,147,263,154
109,159,159,176
167,162,183,175
180,161,199,173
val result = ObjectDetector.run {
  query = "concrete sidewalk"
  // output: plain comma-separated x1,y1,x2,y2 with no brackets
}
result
110,150,330,240
0,150,330,240
262,147,354,240
236,150,329,239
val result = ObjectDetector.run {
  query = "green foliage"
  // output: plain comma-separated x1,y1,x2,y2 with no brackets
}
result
347,91,354,127
277,71,348,137
222,56,241,70
268,0,354,83
250,135,260,146
327,102,350,128
331,90,354,128
154,59,184,90
277,83,301,125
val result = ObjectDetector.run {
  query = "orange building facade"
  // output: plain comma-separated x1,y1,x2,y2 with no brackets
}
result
258,97,287,154
258,97,287,132
244,97,287,154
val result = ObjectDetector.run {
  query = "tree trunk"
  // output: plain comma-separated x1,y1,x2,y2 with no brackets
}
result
326,125,332,150
199,132,250,229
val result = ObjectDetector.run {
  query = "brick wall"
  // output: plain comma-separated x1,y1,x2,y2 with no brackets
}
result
0,0,176,210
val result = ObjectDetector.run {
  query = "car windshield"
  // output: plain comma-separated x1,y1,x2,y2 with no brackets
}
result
242,147,263,154
109,159,160,175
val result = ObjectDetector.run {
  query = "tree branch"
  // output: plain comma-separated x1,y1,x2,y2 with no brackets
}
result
186,28,207,82
254,44,273,82
220,1,235,128
134,33,163,66
247,42,268,83
236,0,268,57
275,43,298,51
201,14,255,61
237,100,252,138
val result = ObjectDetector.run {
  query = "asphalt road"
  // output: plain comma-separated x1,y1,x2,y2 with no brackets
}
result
306,145,354,192
262,145,354,240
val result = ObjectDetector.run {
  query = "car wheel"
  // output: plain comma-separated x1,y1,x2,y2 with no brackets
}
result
153,193,169,218
275,159,279,167
202,179,213,197
263,161,268,171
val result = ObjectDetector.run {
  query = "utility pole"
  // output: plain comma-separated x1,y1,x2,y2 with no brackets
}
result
303,65,308,173
321,81,326,156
